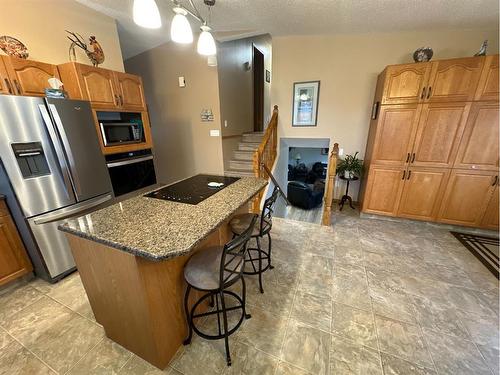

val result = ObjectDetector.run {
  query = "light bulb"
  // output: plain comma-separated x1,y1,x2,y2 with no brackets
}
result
197,25,216,56
133,0,162,29
170,7,193,44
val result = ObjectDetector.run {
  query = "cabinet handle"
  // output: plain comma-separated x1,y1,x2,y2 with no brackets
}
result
119,95,124,106
406,153,410,163
114,94,119,106
493,176,498,186
420,87,426,99
411,153,416,163
4,78,12,94
402,170,406,180
13,80,22,95
407,170,411,180
427,86,432,99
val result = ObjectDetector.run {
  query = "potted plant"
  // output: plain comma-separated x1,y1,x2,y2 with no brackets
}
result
337,152,363,179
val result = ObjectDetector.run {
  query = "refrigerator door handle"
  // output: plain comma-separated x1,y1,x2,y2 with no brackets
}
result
47,103,83,197
38,104,75,199
33,193,112,225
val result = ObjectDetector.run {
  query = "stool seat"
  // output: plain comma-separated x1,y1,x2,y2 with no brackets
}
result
184,246,243,291
230,213,261,236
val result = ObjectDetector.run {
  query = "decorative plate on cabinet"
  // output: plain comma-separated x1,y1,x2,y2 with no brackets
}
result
0,36,29,59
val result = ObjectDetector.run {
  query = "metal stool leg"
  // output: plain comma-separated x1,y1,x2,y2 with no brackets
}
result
267,232,274,269
256,236,264,294
241,277,251,319
183,285,193,345
219,290,231,366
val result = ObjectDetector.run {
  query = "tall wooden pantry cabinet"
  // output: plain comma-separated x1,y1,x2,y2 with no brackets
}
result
360,55,499,229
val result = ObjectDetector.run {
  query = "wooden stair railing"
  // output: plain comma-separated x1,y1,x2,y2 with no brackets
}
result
321,143,340,226
252,105,279,212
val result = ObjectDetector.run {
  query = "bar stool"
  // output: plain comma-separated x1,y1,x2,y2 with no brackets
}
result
182,214,257,366
229,187,280,293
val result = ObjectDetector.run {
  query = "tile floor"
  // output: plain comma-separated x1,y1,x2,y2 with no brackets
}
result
0,211,498,374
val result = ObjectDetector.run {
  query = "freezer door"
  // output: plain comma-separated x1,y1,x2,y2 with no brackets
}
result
27,193,112,279
46,98,112,202
0,95,77,217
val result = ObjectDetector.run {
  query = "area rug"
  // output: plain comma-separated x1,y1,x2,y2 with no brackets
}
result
451,231,499,279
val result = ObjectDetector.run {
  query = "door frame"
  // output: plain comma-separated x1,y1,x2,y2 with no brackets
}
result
252,44,265,132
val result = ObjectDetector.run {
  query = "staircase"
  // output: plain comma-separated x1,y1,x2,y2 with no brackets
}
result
224,132,264,177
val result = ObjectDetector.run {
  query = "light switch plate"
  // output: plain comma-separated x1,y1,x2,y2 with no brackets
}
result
339,148,344,156
210,129,220,137
178,76,186,87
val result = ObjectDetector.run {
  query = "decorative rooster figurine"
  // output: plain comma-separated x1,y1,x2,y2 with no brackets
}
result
66,31,105,67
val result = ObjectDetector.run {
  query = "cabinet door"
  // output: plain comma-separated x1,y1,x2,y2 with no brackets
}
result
437,170,497,227
411,102,470,168
426,57,483,102
475,55,499,101
362,166,405,216
77,65,119,109
397,167,450,221
3,56,60,97
454,102,499,171
0,59,13,94
114,72,146,111
381,63,431,104
371,105,421,166
481,184,499,230
0,211,33,286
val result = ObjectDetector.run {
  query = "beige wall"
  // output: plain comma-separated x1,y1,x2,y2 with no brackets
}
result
218,34,272,137
124,41,224,184
271,28,499,199
1,0,124,71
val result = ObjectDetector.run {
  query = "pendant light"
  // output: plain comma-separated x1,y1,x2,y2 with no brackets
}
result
133,0,162,29
197,25,216,56
170,7,193,44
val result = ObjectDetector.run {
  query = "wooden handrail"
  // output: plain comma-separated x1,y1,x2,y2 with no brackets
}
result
252,105,279,211
321,143,340,225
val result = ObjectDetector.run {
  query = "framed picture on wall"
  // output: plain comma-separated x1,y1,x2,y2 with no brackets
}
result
292,81,320,127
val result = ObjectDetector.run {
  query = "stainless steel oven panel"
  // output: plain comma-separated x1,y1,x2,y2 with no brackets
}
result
106,155,154,168
0,95,77,217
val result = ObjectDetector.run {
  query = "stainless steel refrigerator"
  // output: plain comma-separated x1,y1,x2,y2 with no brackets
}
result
0,95,113,282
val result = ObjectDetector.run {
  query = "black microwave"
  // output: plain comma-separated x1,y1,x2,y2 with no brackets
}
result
97,111,145,147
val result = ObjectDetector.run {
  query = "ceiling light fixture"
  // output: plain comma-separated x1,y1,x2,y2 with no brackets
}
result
133,0,162,29
197,25,216,55
171,7,193,43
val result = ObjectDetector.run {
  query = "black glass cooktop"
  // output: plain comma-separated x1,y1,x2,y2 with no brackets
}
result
144,174,240,205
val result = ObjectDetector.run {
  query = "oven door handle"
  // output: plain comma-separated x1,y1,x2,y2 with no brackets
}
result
106,155,154,168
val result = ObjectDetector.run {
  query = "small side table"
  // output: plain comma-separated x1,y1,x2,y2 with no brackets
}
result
338,175,359,211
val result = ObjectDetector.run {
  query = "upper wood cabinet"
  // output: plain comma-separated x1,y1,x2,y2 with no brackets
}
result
0,199,33,286
380,63,431,105
114,72,147,111
370,104,421,166
0,58,11,94
454,102,499,171
0,56,59,97
362,166,406,216
426,57,483,102
397,167,450,221
377,56,496,105
437,169,497,227
411,102,470,168
475,55,499,101
481,184,499,230
58,62,146,111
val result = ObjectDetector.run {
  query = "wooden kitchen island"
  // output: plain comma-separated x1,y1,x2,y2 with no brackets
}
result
59,176,267,369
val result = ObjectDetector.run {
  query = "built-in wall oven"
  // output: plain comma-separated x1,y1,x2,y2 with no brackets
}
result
105,149,157,196
98,111,145,147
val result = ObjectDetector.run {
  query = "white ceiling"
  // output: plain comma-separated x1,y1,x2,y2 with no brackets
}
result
77,0,499,59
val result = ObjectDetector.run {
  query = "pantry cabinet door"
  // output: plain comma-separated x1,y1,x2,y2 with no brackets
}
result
370,105,421,167
411,102,470,168
426,57,483,102
381,63,431,105
481,184,499,230
454,102,499,171
475,55,499,101
397,167,450,221
437,170,497,227
362,166,406,216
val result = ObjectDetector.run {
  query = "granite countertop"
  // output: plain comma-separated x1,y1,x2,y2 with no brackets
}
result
58,177,267,261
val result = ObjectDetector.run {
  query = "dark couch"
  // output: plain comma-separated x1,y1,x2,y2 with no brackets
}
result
287,181,324,209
